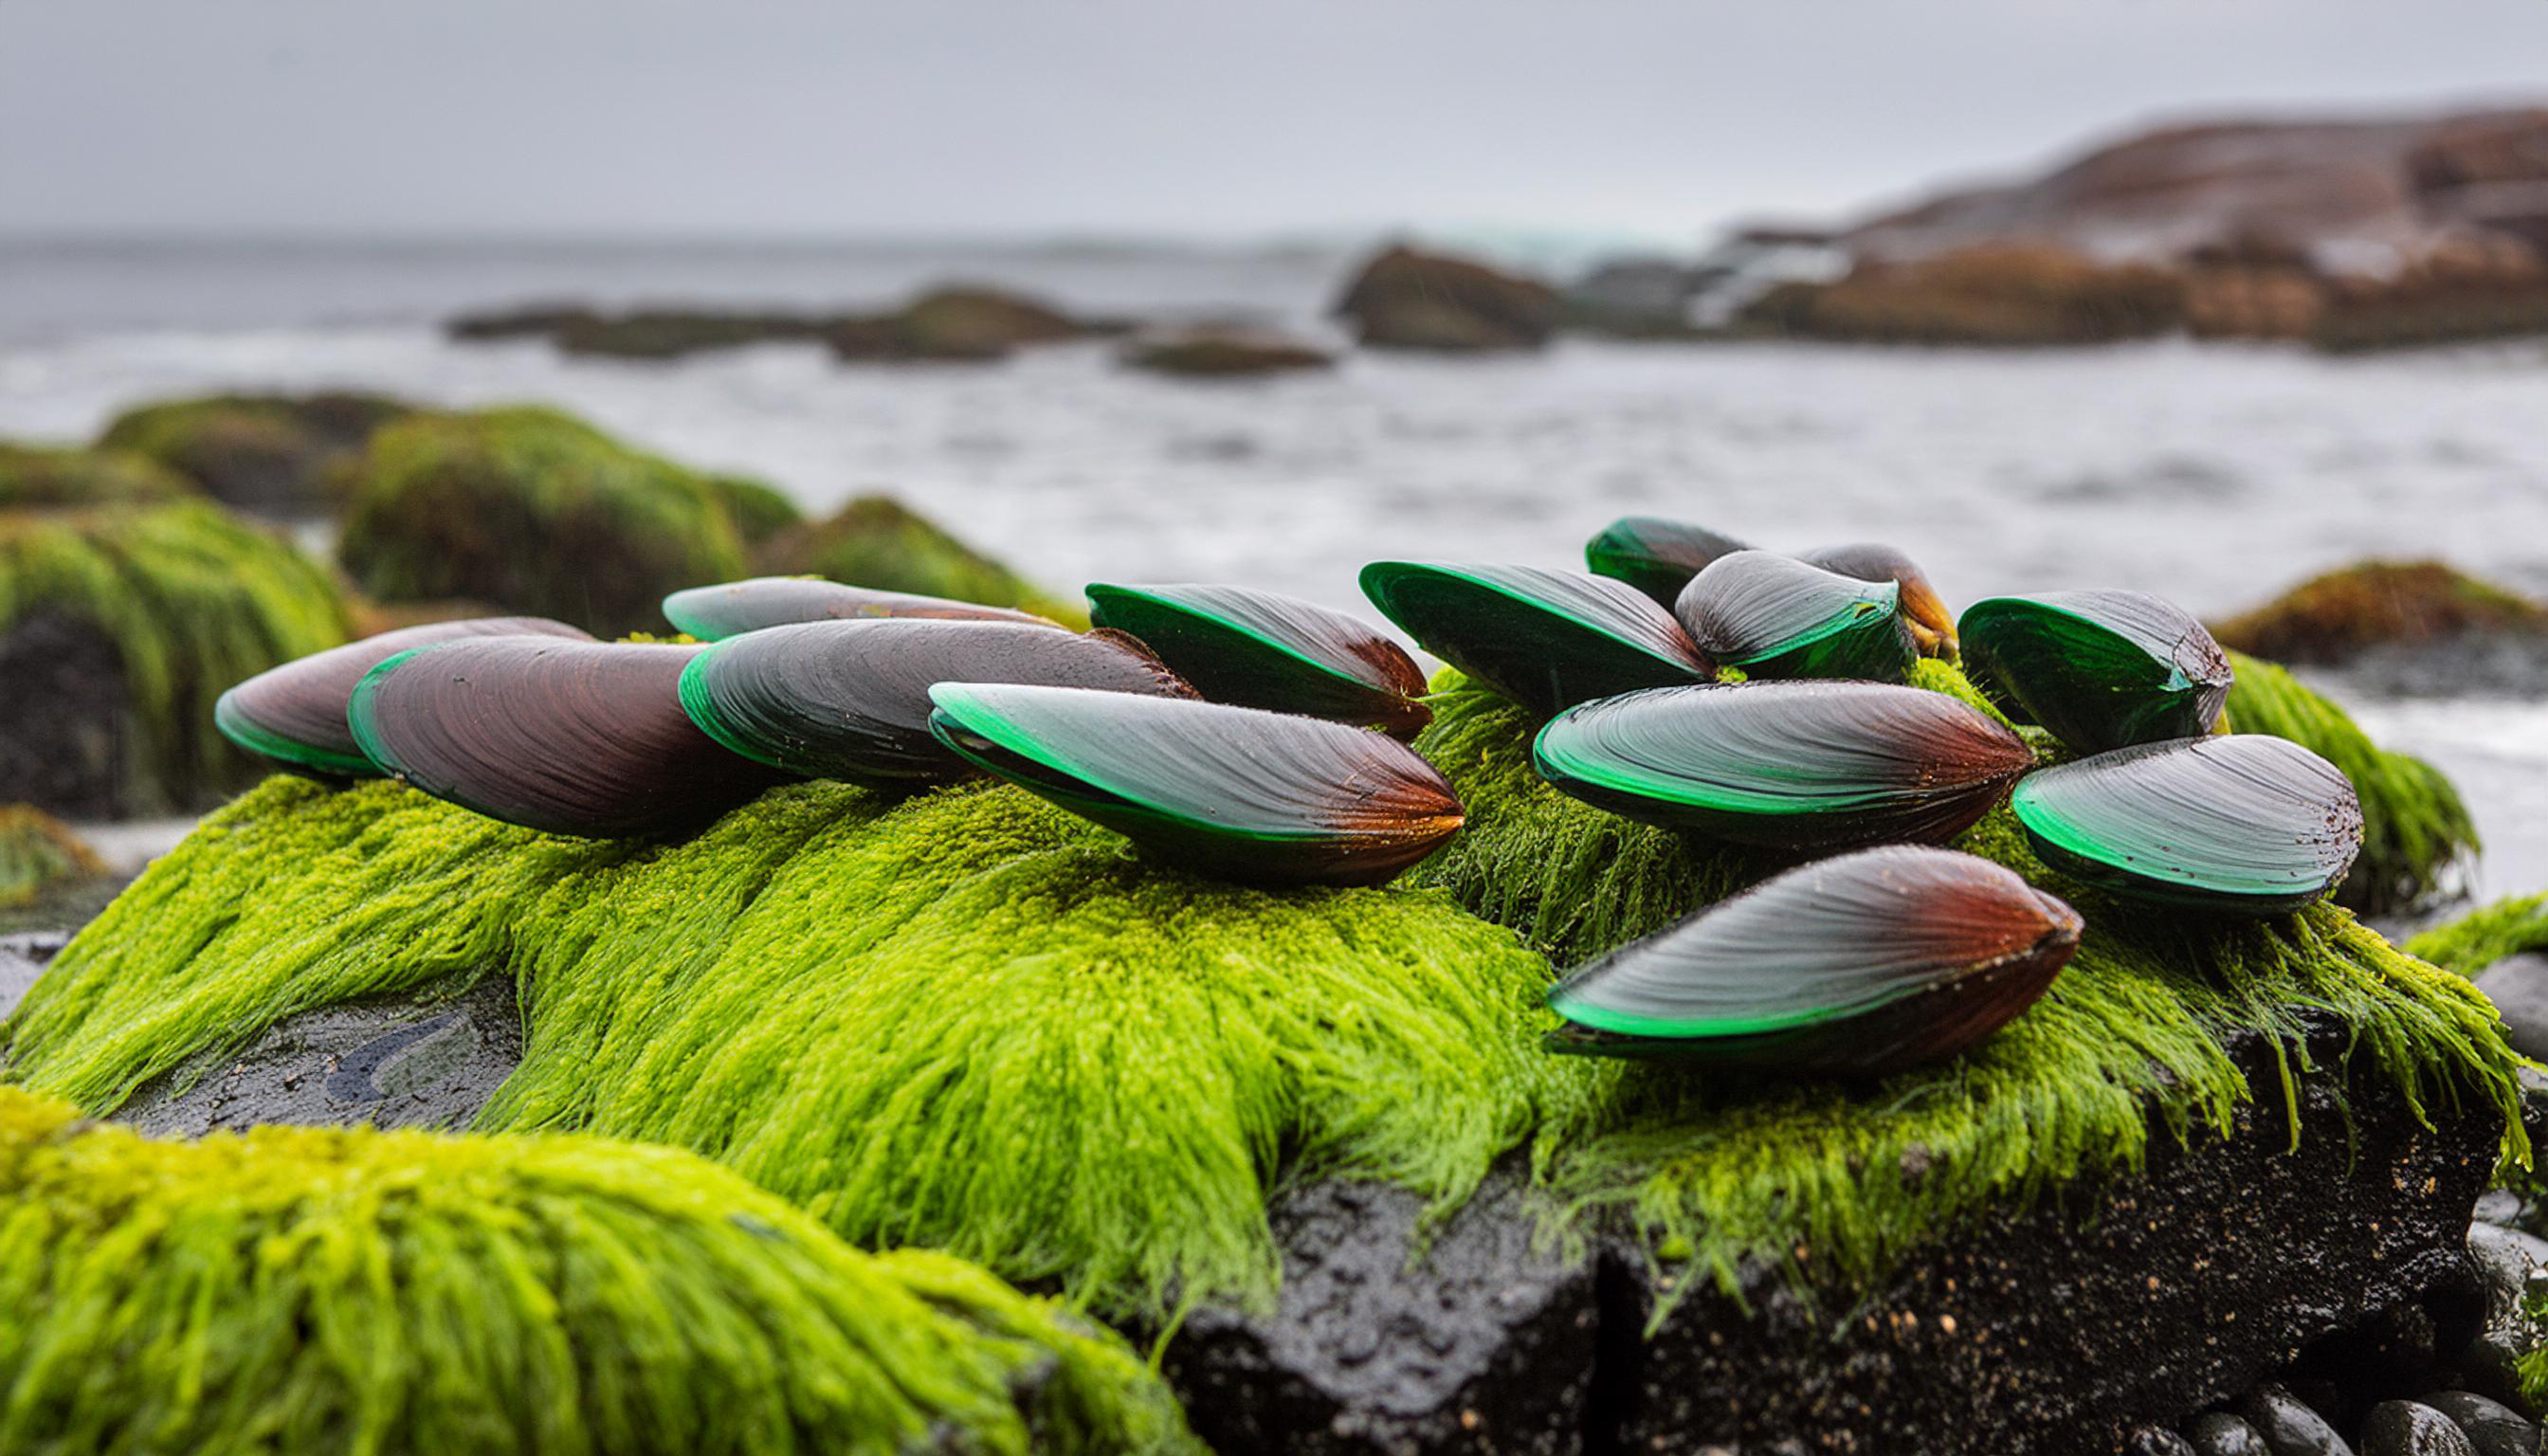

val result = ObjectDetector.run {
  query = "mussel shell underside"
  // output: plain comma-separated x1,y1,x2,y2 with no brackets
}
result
2011,735,2361,912
663,576,1058,639
1675,552,1915,682
1085,583,1429,734
349,639,782,839
1361,561,1710,716
1584,517,1753,606
927,684,1462,885
1960,592,2231,750
214,616,594,778
678,619,1192,783
1532,682,2035,848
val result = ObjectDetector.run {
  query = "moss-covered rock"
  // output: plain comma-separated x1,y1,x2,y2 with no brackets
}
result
1333,246,1561,352
2212,559,2547,666
0,443,196,509
756,495,1083,627
553,310,834,360
2409,892,2548,978
0,1084,1199,1455
828,287,1111,363
99,391,417,518
1121,328,1336,378
0,806,103,911
2219,652,2480,916
0,501,354,817
702,471,806,545
336,407,781,637
1759,245,2188,346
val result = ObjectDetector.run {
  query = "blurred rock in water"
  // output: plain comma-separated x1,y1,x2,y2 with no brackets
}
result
98,391,418,519
1121,326,1335,378
1334,246,1560,352
2213,560,2547,671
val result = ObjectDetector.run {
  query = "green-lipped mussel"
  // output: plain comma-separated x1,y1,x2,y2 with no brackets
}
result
1583,516,1753,607
214,617,594,778
926,682,1463,886
348,638,788,839
1546,846,2082,1075
1532,681,2035,848
1672,550,1916,682
1084,582,1430,737
1959,590,2232,752
2010,734,2362,914
1796,542,1959,660
1358,560,1711,717
662,575,1061,640
678,619,1192,784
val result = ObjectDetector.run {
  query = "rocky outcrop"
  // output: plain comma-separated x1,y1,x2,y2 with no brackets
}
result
1334,246,1561,352
2211,560,2547,669
98,392,417,519
1754,244,2187,346
446,288,1119,364
1121,327,1336,378
828,286,1118,362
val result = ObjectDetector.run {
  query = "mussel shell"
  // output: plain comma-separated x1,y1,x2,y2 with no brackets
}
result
1358,561,1711,717
663,575,1060,640
214,617,594,778
348,638,787,839
1085,582,1430,737
1584,517,1753,607
1546,846,2082,1076
926,682,1463,886
2010,735,2362,914
1796,542,1958,660
1672,550,1916,682
1532,681,2035,849
1958,591,2231,752
678,619,1193,784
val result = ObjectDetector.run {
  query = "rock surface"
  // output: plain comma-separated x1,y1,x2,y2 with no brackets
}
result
1333,247,1560,352
2419,1392,2542,1456
2475,957,2548,1065
0,610,139,819
2240,1383,2356,1454
2211,561,2545,671
114,973,522,1136
1122,328,1336,378
0,931,66,1022
2361,1401,2480,1455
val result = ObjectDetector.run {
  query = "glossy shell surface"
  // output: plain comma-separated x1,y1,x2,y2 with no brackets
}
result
1584,516,1753,607
1085,582,1429,736
1672,550,1915,682
1360,560,1711,717
1959,591,2232,752
1797,541,1958,659
663,576,1060,640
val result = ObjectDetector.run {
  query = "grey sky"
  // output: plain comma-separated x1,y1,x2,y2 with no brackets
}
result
6,0,2547,242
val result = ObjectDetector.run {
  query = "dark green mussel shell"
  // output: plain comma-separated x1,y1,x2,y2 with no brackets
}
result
1958,590,2231,752
1085,582,1429,736
663,575,1060,640
927,683,1463,886
678,618,1192,784
1546,846,2083,1075
1796,541,1958,659
1673,550,1915,682
348,637,786,839
1584,516,1752,607
2010,735,2362,914
1532,681,2035,848
215,616,593,778
1358,560,1711,717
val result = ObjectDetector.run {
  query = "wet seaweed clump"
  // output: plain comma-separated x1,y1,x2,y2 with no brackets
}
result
2212,558,2547,666
0,442,197,509
757,494,1085,627
99,391,418,518
0,1085,1199,1456
336,407,784,637
0,500,354,816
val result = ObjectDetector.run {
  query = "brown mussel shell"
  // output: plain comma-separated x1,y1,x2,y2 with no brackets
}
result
662,575,1062,640
1085,582,1430,737
214,616,594,779
926,682,1463,886
1531,681,2036,849
679,618,1193,784
1796,542,1958,659
347,638,788,839
1546,845,2082,1076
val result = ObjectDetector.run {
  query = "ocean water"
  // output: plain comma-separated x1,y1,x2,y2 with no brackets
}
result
5,238,2545,901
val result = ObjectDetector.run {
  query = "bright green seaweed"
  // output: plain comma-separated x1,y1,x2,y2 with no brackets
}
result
0,1085,1198,1456
1,654,2523,1326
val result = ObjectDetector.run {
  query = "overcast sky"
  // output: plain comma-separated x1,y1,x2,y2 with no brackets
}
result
6,0,2547,243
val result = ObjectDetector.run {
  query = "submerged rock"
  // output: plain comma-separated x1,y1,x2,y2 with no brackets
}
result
2211,561,2546,671
1121,327,1336,378
1334,246,1561,352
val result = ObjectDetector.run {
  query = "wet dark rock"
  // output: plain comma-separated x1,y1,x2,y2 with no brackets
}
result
0,610,139,819
2474,1191,2527,1230
2474,958,2548,1063
1163,1165,1599,1456
2448,1224,2548,1419
554,310,833,360
1333,246,1560,352
1563,258,1712,338
446,301,606,341
2420,1392,2543,1456
2362,1401,2480,1456
115,973,522,1136
1121,328,1335,378
0,930,67,1022
2241,1383,2357,1454
2189,1412,2275,1455
2133,1429,2203,1456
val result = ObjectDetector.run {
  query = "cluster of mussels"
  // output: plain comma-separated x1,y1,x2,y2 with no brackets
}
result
213,514,2364,1080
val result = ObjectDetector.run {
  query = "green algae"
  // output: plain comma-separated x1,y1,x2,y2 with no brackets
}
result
4,649,2521,1325
0,444,196,509
758,495,1087,628
4,776,1557,1324
0,1085,1198,1456
1408,661,2525,1302
2221,651,2479,915
0,501,355,812
98,391,415,516
337,408,762,637
2408,892,2548,977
